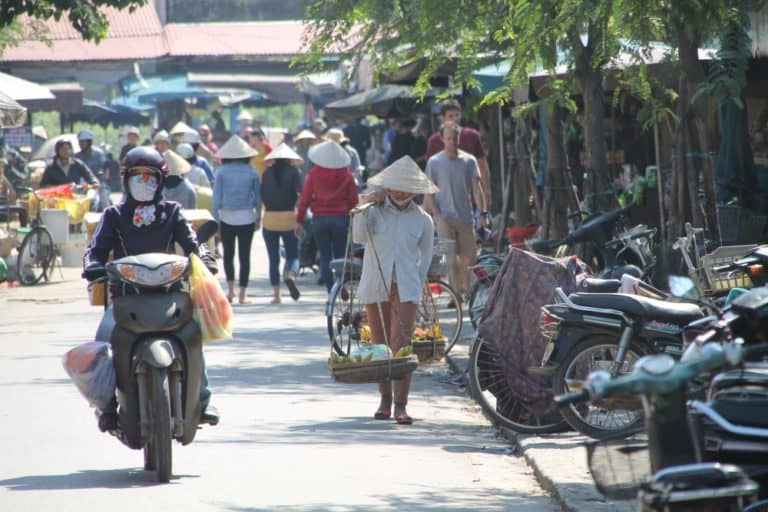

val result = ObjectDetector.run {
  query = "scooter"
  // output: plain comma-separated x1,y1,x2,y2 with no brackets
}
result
84,221,219,483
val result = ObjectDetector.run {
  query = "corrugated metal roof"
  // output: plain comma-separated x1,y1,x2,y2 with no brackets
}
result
3,4,166,62
164,21,308,56
28,4,162,40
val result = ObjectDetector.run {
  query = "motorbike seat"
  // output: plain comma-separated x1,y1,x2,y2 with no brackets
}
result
569,293,704,323
580,278,622,293
710,368,768,429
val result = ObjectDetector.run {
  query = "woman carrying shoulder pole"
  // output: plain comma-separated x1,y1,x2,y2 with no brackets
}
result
352,156,437,425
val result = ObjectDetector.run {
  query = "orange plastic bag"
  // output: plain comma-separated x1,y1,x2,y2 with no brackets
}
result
189,253,233,343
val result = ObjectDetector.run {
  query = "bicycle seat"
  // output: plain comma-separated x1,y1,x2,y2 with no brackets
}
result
330,258,362,279
579,278,621,293
569,293,704,323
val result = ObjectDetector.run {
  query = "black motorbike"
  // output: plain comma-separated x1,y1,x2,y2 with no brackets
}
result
539,280,709,438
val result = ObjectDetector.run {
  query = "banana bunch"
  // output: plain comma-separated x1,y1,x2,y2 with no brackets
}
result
329,352,374,365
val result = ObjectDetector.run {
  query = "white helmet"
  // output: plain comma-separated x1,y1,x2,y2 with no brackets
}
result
176,143,196,160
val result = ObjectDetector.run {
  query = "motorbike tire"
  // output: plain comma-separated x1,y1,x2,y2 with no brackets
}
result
151,367,173,483
468,279,493,330
468,336,569,434
553,335,650,439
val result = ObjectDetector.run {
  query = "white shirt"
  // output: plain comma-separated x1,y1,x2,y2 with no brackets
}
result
186,165,211,188
352,198,434,304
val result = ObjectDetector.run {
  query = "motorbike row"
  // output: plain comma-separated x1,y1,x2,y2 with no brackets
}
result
467,205,768,509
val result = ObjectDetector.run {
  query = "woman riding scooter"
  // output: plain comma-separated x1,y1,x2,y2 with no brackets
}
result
83,147,220,432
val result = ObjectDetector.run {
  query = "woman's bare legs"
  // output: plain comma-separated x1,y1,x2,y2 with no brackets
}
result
366,301,392,418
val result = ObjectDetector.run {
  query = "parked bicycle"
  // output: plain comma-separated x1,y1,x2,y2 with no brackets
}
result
13,187,57,285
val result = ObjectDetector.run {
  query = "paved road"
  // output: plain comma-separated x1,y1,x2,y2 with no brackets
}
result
0,237,559,511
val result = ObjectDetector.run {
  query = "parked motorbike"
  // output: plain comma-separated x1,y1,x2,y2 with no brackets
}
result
539,280,710,438
555,283,768,510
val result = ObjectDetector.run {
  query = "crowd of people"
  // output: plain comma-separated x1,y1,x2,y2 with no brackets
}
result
35,98,496,426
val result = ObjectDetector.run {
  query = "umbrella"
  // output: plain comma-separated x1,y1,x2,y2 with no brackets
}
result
31,133,80,161
323,85,455,119
0,90,27,127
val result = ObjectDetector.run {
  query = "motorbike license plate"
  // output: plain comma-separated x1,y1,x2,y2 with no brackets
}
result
542,341,555,365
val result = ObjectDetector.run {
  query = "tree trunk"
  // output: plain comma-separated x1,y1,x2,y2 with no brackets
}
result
576,66,614,213
513,117,533,226
677,29,720,240
545,107,569,239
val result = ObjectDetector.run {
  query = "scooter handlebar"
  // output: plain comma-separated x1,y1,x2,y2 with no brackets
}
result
553,388,589,406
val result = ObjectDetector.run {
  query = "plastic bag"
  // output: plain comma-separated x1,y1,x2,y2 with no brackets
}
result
62,341,116,411
189,253,233,343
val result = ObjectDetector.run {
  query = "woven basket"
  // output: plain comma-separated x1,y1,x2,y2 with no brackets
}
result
328,356,418,384
413,339,446,363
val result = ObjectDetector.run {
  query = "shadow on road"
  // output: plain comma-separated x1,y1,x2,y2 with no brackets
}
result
0,468,200,490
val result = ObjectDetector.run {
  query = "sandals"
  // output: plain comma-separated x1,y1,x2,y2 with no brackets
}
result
374,407,391,420
395,411,413,425
284,275,300,301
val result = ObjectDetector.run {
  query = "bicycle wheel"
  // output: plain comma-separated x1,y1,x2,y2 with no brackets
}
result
553,335,648,439
17,226,55,285
423,278,463,353
326,278,362,356
468,336,568,434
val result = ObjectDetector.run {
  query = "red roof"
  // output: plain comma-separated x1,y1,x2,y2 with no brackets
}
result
3,4,166,62
164,21,309,57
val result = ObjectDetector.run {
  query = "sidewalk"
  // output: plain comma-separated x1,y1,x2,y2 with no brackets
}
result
446,345,634,512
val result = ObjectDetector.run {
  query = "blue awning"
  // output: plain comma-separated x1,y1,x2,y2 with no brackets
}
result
117,73,269,106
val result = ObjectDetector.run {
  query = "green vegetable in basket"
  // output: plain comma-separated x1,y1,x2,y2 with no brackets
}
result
395,345,413,357
363,353,373,362
330,354,344,365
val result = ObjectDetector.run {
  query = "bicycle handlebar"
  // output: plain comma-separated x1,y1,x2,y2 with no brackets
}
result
553,388,589,406
604,228,657,248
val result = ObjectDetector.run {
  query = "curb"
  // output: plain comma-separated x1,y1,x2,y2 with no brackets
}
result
446,351,634,512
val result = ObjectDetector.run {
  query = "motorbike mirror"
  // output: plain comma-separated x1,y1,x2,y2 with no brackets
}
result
668,275,699,299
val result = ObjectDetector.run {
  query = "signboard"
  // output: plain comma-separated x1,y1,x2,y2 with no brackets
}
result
2,126,33,150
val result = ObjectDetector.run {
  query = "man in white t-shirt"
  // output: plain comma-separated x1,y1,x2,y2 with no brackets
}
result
424,122,488,300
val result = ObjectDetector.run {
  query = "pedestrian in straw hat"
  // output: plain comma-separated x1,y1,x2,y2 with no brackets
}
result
213,135,261,304
261,143,304,303
352,155,437,425
293,129,317,178
162,150,197,209
296,140,358,292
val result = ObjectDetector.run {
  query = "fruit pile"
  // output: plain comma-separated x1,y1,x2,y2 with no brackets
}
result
412,325,443,341
328,344,413,365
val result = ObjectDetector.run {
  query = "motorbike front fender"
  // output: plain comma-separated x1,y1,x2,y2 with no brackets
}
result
135,339,176,369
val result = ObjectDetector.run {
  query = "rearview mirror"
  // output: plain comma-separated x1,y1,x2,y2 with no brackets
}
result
668,276,698,299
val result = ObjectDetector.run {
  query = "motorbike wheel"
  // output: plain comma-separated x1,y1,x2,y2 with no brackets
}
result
553,335,649,439
468,279,493,330
150,367,173,483
468,336,569,434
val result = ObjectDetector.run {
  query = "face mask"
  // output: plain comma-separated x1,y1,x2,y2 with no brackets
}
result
388,194,414,207
128,174,159,202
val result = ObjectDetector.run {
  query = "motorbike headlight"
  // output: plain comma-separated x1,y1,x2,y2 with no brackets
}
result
116,260,187,287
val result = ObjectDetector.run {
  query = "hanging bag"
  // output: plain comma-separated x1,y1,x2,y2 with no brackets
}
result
189,253,233,343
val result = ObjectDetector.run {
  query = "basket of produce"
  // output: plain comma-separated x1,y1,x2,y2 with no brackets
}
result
328,345,418,384
412,325,446,363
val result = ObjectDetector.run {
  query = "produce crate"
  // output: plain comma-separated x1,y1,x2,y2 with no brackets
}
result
701,244,757,292
328,356,418,384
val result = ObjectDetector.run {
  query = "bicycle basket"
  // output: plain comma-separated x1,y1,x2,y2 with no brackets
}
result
429,238,455,276
586,428,649,499
700,244,757,292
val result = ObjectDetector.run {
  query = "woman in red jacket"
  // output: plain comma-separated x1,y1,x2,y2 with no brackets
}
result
295,140,359,292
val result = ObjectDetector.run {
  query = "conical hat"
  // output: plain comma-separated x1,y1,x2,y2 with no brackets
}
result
164,150,191,176
169,121,194,135
294,129,316,141
217,134,258,159
308,140,350,168
367,156,438,194
264,142,303,163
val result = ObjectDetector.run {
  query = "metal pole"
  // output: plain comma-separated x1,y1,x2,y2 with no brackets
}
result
653,118,666,248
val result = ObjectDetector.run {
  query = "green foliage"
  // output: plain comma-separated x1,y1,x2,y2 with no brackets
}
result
0,0,147,42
